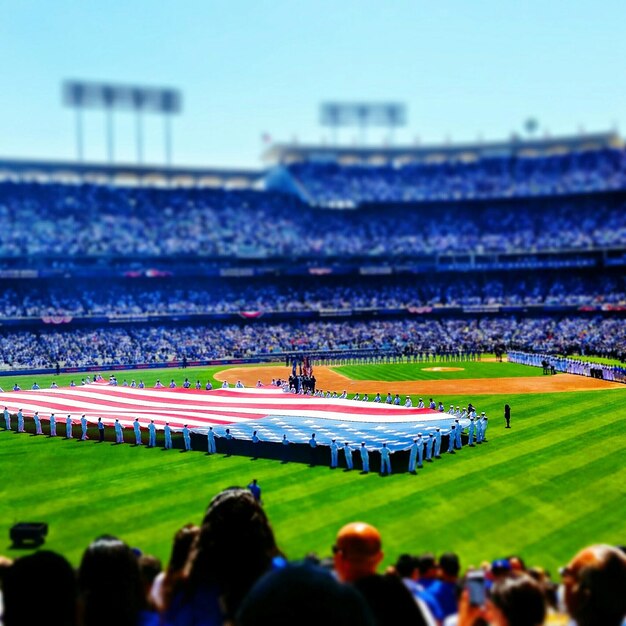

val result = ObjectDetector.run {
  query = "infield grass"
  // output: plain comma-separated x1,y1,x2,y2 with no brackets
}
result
1,364,624,576
333,360,545,381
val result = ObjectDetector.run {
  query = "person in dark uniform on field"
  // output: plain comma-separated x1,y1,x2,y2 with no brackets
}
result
504,404,511,428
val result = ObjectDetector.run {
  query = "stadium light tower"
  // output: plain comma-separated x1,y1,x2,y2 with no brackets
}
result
63,81,183,165
320,102,407,147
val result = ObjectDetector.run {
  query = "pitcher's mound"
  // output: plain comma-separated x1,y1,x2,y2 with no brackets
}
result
422,367,465,372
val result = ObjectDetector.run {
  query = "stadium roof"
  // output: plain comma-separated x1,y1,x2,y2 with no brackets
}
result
0,158,264,189
262,131,624,166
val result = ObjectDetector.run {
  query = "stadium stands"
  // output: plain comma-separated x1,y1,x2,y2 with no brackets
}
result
0,143,625,374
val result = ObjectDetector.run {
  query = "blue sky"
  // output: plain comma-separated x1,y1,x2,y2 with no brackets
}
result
1,0,624,168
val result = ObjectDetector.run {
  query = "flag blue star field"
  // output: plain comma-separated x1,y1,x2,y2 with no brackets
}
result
3,385,470,450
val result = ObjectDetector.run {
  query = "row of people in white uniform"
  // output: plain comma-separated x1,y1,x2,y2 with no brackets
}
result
3,406,488,473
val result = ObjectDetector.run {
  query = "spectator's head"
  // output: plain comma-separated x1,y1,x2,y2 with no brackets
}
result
78,535,145,626
486,573,546,626
562,544,626,626
235,562,375,626
417,552,438,580
439,552,461,580
186,487,281,618
394,553,418,580
137,553,162,600
352,573,428,626
3,551,76,626
333,522,383,583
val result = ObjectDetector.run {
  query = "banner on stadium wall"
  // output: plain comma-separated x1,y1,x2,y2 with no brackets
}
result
41,315,74,324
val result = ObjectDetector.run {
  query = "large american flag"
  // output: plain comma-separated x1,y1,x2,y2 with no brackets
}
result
2,385,467,451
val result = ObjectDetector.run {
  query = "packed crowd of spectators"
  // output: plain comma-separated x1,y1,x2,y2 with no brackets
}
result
0,316,624,370
289,148,626,204
0,274,624,319
1,182,625,260
1,488,625,626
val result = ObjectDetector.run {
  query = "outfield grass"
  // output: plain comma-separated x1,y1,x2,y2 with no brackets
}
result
1,365,624,576
0,365,245,393
333,361,545,381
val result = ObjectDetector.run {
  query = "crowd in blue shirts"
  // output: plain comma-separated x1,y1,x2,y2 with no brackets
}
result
0,316,624,371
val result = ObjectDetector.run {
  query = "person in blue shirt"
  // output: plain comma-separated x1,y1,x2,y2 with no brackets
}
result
454,419,463,449
80,415,89,440
467,417,476,446
164,423,172,449
359,442,370,473
114,419,124,444
433,427,442,458
329,439,339,468
224,428,234,455
17,409,24,432
31,382,40,390
247,478,262,503
13,384,21,392
342,442,355,470
207,426,217,454
429,398,436,409
138,380,145,389
133,418,142,445
446,425,456,454
65,415,73,439
49,413,57,437
3,407,10,430
476,414,484,444
308,433,317,465
378,442,393,475
182,425,191,451
281,434,290,463
33,411,43,435
145,420,155,447
406,438,421,473
205,381,213,390
424,433,435,462
97,417,105,442
385,392,393,404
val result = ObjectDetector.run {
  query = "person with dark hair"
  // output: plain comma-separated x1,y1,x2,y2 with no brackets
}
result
353,574,429,626
394,554,444,623
138,554,162,608
504,404,511,428
78,535,157,626
150,524,200,613
236,562,376,626
167,487,283,625
3,551,76,626
562,544,626,626
457,573,546,626
428,552,461,620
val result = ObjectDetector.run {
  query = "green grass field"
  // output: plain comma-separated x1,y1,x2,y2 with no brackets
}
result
1,362,625,576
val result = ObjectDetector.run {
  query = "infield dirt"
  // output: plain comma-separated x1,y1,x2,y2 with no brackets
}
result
214,365,623,395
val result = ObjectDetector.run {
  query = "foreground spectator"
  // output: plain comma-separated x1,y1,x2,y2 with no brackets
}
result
562,544,626,626
236,562,376,626
167,487,283,625
333,521,431,625
150,524,200,613
3,551,76,626
78,535,157,626
457,573,546,626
